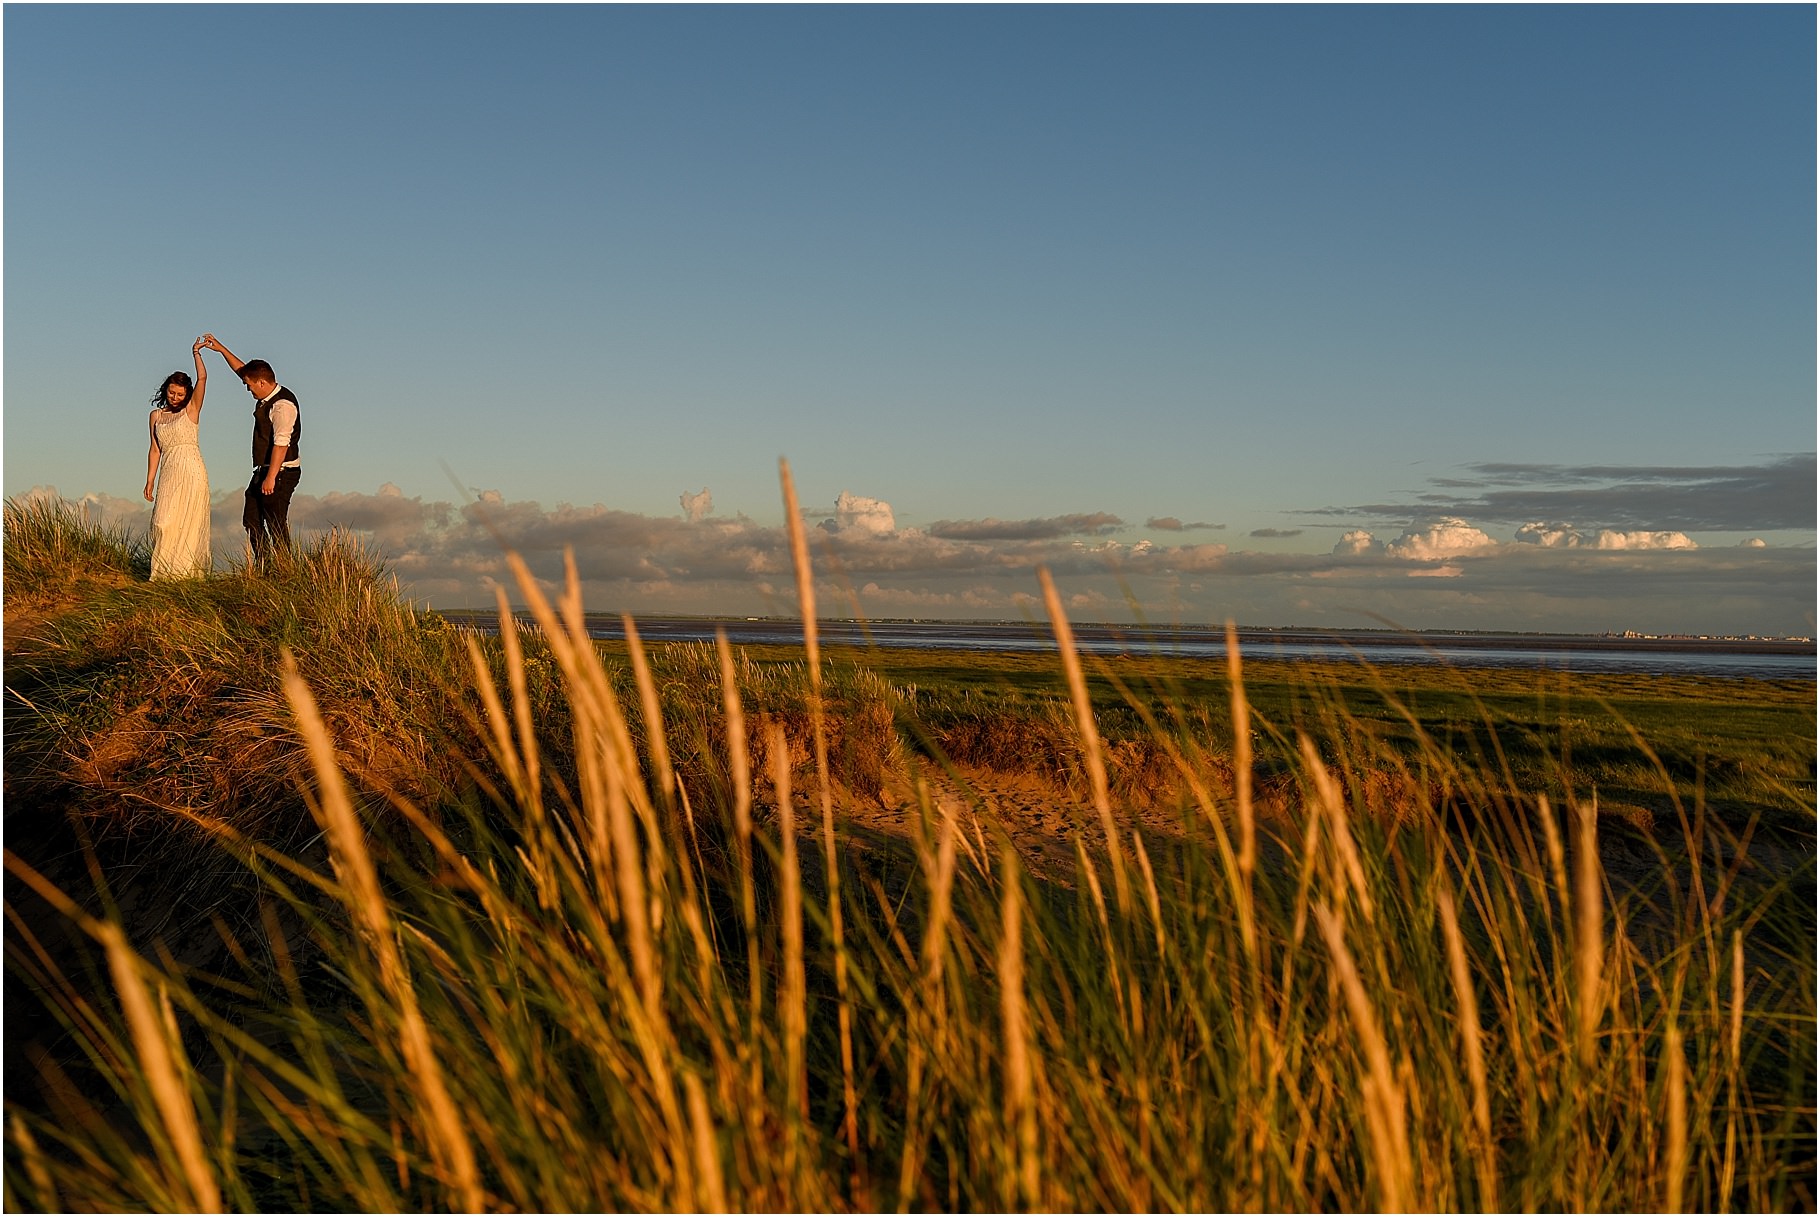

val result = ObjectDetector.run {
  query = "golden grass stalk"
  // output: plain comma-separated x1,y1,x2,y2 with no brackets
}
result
921,793,961,994
716,630,763,1049
1313,903,1412,1213
499,548,613,904
561,549,658,842
502,549,607,844
1722,927,1744,1201
1573,798,1604,1068
1666,1016,1687,1212
516,549,666,1022
776,457,823,677
549,554,687,1174
685,1073,728,1214
465,630,526,799
495,585,542,807
897,788,961,1211
1221,623,1276,1206
606,690,661,1025
1438,885,1497,1209
997,846,1040,1211
771,721,809,1124
715,629,755,851
469,586,555,909
101,924,220,1213
1225,621,1256,886
1037,565,1131,918
9,1112,60,1212
281,653,482,1213
1537,794,1569,927
1300,733,1375,925
623,613,679,822
779,457,863,1190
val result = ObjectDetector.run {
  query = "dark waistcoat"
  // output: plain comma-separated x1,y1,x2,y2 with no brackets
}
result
252,388,302,466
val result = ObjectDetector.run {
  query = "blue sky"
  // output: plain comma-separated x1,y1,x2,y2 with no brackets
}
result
5,3,1814,633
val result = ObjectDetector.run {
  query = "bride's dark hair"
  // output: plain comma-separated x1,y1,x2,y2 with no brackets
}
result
152,370,194,409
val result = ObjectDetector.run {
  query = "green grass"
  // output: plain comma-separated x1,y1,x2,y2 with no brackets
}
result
5,493,1815,1212
604,638,1813,835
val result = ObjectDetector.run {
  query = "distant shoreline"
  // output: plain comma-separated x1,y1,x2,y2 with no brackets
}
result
434,610,1815,659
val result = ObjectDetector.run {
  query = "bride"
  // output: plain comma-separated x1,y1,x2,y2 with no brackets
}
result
143,338,212,579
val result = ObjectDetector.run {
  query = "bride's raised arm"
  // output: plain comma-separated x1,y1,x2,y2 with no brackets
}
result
189,337,209,418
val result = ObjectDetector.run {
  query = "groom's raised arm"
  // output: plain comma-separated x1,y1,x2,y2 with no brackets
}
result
201,333,245,376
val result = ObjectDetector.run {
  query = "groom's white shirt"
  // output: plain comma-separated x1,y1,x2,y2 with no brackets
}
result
255,385,301,470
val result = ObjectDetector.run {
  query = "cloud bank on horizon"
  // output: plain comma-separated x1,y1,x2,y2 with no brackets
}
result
26,451,1813,636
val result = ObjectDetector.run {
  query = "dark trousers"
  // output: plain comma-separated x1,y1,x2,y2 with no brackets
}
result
244,466,301,561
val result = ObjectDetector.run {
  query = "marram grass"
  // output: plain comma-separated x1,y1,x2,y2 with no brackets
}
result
3,491,1815,1212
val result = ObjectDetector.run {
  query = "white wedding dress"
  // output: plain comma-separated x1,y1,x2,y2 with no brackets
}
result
150,413,211,579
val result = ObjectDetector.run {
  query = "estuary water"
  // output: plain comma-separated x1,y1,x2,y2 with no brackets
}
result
546,617,1816,682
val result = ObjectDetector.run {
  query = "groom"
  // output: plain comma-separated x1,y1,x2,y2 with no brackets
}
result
201,334,301,563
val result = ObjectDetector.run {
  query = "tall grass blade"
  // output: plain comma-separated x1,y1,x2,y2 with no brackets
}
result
1313,903,1413,1212
770,722,809,1126
281,653,483,1212
1226,620,1256,886
1573,797,1603,1067
623,613,678,821
1666,1016,1688,1212
778,457,863,1193
1438,885,1497,1209
1037,565,1131,918
997,846,1039,1211
101,925,220,1213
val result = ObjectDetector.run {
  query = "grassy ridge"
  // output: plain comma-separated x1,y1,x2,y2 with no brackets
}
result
4,496,1815,1211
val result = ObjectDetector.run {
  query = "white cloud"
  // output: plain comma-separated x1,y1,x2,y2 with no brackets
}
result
680,487,712,522
1593,529,1696,551
1516,521,1697,550
1383,518,1497,560
1515,521,1583,547
1334,529,1379,555
1741,537,1768,548
833,490,895,535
